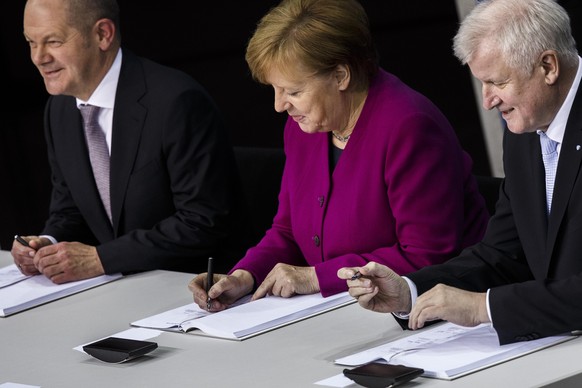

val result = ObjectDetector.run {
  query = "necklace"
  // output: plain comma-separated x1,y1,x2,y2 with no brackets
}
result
331,130,351,143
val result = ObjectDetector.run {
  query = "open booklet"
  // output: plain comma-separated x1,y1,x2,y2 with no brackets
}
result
0,264,122,317
336,321,576,380
131,291,355,341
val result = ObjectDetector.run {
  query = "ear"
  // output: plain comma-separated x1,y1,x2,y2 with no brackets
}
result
95,18,116,51
540,50,559,86
334,64,351,91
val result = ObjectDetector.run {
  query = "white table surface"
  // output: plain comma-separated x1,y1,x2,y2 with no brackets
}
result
1,251,581,388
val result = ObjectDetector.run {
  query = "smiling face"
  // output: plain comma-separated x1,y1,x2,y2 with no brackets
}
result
23,0,105,100
265,65,352,134
468,43,562,134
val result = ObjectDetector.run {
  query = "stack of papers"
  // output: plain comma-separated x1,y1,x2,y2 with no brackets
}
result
0,264,122,317
335,322,575,380
131,291,355,340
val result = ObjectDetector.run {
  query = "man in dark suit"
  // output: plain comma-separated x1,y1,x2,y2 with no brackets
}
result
12,0,247,283
338,0,582,345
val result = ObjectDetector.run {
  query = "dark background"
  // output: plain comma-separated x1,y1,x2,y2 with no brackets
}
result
1,1,581,250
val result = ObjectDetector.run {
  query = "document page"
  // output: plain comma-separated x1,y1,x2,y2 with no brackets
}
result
0,265,122,317
0,264,32,288
131,295,252,331
335,322,575,380
132,292,355,340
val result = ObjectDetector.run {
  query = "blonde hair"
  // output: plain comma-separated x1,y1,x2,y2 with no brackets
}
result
245,0,378,92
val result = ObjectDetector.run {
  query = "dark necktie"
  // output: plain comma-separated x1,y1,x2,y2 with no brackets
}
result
79,104,112,223
539,131,558,215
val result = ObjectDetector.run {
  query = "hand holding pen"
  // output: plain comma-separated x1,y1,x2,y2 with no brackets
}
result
15,235,31,248
206,257,214,311
12,235,39,275
187,262,255,312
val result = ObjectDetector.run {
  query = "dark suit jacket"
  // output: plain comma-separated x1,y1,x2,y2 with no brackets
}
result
408,81,582,344
42,49,248,274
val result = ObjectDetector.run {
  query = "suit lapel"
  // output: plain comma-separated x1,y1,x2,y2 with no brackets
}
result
109,51,147,234
545,87,582,273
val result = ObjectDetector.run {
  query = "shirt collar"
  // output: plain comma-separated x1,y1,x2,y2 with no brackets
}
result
76,48,122,110
542,55,582,144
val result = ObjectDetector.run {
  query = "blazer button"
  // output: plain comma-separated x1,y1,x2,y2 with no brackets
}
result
313,235,320,247
318,196,324,207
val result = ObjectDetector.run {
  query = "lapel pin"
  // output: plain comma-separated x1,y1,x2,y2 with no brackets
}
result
577,145,581,151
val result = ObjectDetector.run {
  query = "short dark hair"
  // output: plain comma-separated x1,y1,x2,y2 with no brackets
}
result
67,0,121,41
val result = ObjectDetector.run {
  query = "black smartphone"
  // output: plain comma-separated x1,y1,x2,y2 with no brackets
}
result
343,362,424,387
83,337,158,363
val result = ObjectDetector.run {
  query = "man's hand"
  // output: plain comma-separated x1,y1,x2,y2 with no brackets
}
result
338,262,411,314
33,242,105,284
11,235,51,275
408,284,489,329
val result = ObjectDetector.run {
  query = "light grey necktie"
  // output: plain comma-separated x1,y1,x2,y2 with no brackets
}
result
79,104,112,223
539,131,558,215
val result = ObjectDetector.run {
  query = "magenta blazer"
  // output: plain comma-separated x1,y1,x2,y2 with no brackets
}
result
231,69,489,296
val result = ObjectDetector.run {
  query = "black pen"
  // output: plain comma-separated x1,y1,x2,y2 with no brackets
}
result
206,257,214,311
351,271,362,281
14,235,30,248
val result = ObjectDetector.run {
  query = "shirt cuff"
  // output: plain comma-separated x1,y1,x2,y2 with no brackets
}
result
40,235,57,245
486,288,493,322
392,276,418,319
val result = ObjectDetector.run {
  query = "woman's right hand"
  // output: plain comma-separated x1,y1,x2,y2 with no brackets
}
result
188,269,255,312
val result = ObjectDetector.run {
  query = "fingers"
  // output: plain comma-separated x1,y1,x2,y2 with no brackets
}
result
252,264,311,300
360,261,393,279
189,273,214,308
12,254,31,273
408,285,443,329
188,273,205,293
12,241,35,261
27,236,52,250
337,267,360,280
354,285,380,307
252,265,285,300
191,275,241,312
409,285,490,329
408,304,433,330
33,247,61,274
12,241,40,275
339,266,377,306
407,285,459,329
252,277,273,300
339,266,375,294
18,263,41,276
33,243,62,275
31,242,104,283
338,262,389,282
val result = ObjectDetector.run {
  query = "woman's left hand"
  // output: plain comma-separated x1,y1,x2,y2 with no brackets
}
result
252,263,319,300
